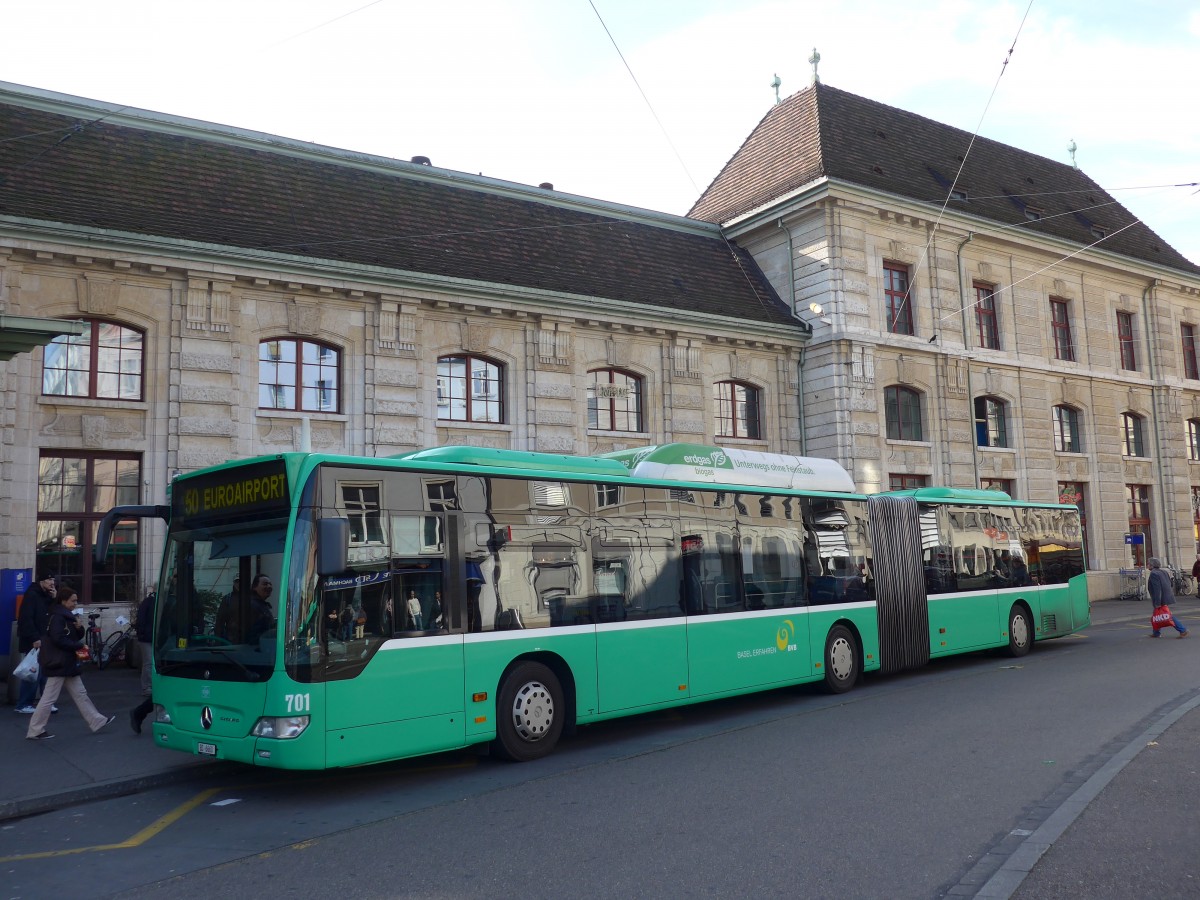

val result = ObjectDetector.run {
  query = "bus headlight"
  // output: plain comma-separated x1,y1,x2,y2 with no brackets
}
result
154,705,171,725
251,715,310,739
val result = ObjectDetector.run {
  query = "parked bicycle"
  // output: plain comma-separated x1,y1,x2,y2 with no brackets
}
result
82,606,134,669
1168,565,1195,597
100,615,134,668
84,606,109,666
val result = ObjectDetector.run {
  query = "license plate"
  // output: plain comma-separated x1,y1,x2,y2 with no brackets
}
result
197,742,217,756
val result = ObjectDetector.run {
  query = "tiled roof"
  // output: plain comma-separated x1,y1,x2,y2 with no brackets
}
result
0,93,797,328
690,84,1199,276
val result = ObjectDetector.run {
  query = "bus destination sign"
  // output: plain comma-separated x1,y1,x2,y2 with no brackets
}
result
175,459,290,525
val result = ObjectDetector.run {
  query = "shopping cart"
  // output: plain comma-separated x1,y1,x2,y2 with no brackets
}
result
1118,567,1145,602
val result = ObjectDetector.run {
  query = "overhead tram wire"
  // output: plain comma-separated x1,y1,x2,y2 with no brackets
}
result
0,105,132,183
888,0,1036,333
937,173,1200,327
935,215,1147,328
267,0,391,49
588,0,786,323
911,178,1199,325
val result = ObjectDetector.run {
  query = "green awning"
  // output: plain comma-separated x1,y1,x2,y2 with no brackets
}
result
0,315,86,361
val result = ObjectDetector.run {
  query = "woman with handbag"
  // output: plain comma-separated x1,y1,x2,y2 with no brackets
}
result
25,584,115,741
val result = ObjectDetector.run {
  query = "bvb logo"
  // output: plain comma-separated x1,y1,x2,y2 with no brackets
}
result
776,619,795,652
183,489,200,515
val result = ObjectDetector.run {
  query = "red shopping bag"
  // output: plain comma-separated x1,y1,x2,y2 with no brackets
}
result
1151,605,1173,627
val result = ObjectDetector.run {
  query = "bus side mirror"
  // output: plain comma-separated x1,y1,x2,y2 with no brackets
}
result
317,517,350,576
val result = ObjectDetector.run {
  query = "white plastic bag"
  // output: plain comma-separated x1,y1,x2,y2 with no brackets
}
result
13,648,39,682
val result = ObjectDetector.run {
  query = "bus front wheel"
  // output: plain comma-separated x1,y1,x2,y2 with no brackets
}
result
823,625,859,694
492,661,564,762
1007,605,1032,657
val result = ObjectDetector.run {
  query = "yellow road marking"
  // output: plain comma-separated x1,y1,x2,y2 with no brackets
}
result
0,787,223,863
2,750,479,863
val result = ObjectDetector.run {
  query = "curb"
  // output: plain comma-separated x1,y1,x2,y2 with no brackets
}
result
0,760,241,823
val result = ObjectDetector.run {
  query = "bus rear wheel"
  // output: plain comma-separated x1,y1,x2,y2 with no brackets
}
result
1007,605,1032,657
823,625,859,694
492,661,564,762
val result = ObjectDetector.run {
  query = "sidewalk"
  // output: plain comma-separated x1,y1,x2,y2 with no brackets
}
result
1,658,233,822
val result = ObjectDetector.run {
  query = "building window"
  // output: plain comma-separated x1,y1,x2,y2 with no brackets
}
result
1121,412,1146,457
437,355,504,423
1127,484,1152,566
1059,482,1089,566
884,262,914,335
1189,420,1200,462
1053,405,1081,453
981,478,1013,496
714,380,761,439
975,283,999,350
37,452,141,606
588,369,643,432
41,318,144,400
1116,311,1137,371
1183,325,1199,380
888,473,928,491
259,339,341,412
974,396,1008,448
1050,298,1074,362
885,386,923,441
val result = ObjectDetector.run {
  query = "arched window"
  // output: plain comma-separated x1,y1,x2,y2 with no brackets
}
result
437,355,504,423
1053,405,1081,453
1121,412,1146,457
588,369,643,432
1188,419,1200,462
259,338,341,412
885,386,923,441
974,396,1008,448
42,318,144,400
714,380,761,439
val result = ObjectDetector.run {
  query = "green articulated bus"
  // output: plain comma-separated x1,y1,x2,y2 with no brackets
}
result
94,443,1088,770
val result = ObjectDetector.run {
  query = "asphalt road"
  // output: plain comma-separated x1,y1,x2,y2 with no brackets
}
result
3,608,1195,898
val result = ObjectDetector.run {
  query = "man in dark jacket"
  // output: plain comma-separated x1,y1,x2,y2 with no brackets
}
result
130,590,155,734
15,570,56,714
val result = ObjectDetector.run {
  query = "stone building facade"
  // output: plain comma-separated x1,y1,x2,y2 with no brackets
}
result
0,83,805,609
691,83,1200,597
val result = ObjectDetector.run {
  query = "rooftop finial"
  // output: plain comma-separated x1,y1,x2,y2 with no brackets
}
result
809,47,821,85
1067,138,1077,169
771,73,781,104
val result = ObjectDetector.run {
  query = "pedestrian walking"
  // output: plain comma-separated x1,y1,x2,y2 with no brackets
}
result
1148,557,1189,638
25,584,115,741
14,570,57,714
130,589,155,734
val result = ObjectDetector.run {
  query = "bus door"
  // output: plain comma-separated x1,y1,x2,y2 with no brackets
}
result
925,505,1007,654
687,494,812,697
321,511,464,764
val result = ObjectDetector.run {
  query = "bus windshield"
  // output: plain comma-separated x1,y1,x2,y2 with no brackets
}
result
155,520,286,682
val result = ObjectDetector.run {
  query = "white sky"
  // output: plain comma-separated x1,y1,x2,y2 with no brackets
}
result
3,0,1198,264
